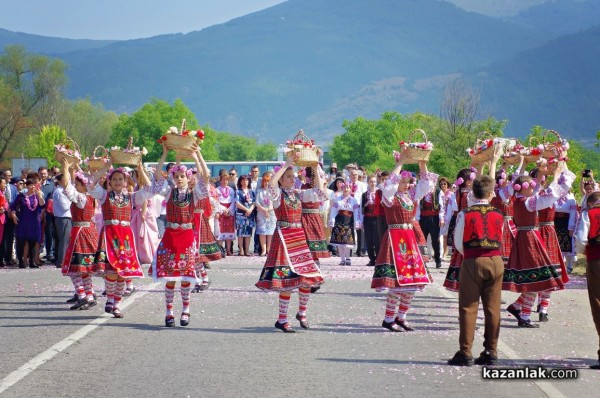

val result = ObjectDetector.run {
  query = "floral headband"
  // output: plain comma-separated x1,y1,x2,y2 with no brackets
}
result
513,180,537,192
74,171,89,185
273,162,288,173
170,165,193,178
399,170,412,179
107,167,130,180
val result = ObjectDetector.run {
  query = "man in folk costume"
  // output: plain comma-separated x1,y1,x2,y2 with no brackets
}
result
504,163,574,328
371,151,436,332
189,169,223,293
575,191,600,369
418,177,445,268
256,152,325,333
58,157,101,310
300,165,330,264
153,144,209,327
89,162,156,318
447,175,504,366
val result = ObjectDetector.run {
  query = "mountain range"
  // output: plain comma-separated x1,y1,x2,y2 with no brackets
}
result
1,0,599,143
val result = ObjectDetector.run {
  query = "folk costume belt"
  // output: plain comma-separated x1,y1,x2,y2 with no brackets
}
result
277,221,301,228
388,223,413,230
538,222,554,226
73,222,91,227
194,209,204,214
105,219,130,226
166,222,193,229
516,226,538,231
301,209,320,214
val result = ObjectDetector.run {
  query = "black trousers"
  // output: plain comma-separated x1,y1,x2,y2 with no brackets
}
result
17,238,36,266
419,215,441,264
363,216,380,261
0,218,16,263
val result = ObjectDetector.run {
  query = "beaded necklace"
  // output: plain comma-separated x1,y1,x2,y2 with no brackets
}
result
25,193,38,211
394,191,414,211
219,185,230,199
172,188,192,207
109,191,130,208
282,188,301,209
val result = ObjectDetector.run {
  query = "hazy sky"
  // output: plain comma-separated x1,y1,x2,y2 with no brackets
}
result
0,0,286,40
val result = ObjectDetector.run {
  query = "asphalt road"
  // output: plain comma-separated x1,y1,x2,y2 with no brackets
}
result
0,255,598,398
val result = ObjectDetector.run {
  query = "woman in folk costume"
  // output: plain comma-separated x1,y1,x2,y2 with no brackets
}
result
153,144,208,327
58,157,100,311
328,182,362,266
490,169,516,265
89,162,155,318
301,165,330,264
504,162,574,328
215,172,236,256
256,153,325,333
528,166,570,322
549,158,578,274
190,168,223,293
371,152,436,332
443,167,477,291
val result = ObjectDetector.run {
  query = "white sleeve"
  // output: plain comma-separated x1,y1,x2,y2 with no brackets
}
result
411,172,438,203
525,186,559,212
64,183,87,209
438,189,445,221
88,184,107,205
454,210,465,255
329,198,339,227
381,172,400,204
575,210,589,255
353,197,362,228
568,198,577,231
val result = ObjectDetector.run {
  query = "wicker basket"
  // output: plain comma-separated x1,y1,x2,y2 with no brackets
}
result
286,130,319,167
523,137,543,164
54,136,82,165
110,137,143,166
401,129,432,164
501,139,522,166
470,131,509,164
542,129,568,159
87,146,111,172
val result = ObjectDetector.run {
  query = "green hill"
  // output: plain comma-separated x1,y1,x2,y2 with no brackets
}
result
0,28,116,54
52,0,548,141
469,23,600,140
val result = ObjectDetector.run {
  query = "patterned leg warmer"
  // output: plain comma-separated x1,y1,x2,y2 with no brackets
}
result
384,292,400,323
165,282,175,316
278,292,291,324
181,281,192,313
397,292,415,321
298,287,311,316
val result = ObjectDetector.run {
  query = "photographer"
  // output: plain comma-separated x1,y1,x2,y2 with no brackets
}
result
580,169,599,210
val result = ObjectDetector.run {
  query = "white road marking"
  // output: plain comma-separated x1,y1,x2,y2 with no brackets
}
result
0,282,161,394
433,283,567,398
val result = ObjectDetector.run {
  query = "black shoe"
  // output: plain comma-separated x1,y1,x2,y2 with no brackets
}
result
69,298,89,310
204,263,211,269
0,263,5,268
101,290,107,296
539,313,549,322
518,318,540,328
590,360,600,370
29,264,39,269
310,286,320,294
435,261,442,269
366,260,376,267
66,294,79,303
180,312,190,327
474,350,498,366
274,321,295,333
165,315,175,327
295,313,309,329
192,284,201,293
104,302,114,314
448,351,474,366
382,320,403,332
8,259,17,265
46,257,56,263
198,281,211,291
394,318,414,331
536,304,541,313
506,304,521,320
18,263,26,269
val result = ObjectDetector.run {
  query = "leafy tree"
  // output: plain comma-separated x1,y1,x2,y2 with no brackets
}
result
256,143,277,161
25,125,67,165
0,45,66,163
108,98,199,162
54,98,119,158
